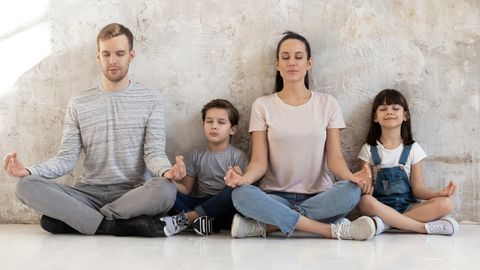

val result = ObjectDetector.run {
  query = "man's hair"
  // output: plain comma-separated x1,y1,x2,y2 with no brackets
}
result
201,99,240,126
97,23,134,51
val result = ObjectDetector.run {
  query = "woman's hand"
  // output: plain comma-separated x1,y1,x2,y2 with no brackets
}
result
224,167,247,188
352,164,372,194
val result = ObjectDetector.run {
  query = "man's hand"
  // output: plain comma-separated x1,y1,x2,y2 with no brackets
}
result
163,156,186,181
4,152,29,178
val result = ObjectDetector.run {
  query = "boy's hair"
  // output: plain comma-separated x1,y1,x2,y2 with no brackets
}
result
201,99,239,126
366,89,415,146
97,23,134,51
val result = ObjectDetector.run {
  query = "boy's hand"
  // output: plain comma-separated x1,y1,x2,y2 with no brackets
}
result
224,167,247,188
163,156,186,181
436,180,456,197
4,152,29,178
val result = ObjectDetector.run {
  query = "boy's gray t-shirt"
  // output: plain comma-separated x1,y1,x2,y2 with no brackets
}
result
186,144,248,197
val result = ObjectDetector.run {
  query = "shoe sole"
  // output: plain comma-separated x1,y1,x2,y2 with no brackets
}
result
354,216,376,240
231,214,242,238
193,216,213,236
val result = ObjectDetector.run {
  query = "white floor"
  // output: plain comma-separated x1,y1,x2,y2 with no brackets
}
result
0,224,478,270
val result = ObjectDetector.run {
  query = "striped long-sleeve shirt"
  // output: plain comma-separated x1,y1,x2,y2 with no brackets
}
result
28,82,171,185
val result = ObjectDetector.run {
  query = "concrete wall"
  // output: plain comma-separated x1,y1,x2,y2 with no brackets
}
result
0,0,478,223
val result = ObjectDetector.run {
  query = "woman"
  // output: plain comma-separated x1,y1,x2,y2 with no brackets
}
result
224,31,374,240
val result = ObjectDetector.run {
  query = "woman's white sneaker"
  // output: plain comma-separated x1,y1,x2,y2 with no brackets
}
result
331,216,375,240
231,214,266,238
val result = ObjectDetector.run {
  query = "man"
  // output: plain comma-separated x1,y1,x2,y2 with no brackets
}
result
4,23,185,237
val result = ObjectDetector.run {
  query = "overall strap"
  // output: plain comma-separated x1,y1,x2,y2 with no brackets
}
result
399,144,412,165
370,145,381,166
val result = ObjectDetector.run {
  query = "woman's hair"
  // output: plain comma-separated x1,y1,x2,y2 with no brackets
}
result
97,23,134,51
274,31,312,92
201,99,240,126
366,89,415,145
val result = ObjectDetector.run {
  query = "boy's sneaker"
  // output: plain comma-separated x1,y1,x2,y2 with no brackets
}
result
372,216,390,235
331,216,375,240
425,216,459,236
192,216,213,236
159,213,189,237
231,214,266,238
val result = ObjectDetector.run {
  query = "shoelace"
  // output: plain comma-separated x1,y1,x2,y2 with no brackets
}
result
427,221,448,234
335,223,352,240
250,221,266,237
172,214,188,231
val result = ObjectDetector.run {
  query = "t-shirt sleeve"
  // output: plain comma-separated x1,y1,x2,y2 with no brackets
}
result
249,98,268,132
327,96,346,129
235,150,249,172
357,143,372,164
185,151,198,177
411,142,427,165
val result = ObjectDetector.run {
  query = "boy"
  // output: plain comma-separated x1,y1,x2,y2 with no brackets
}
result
160,99,248,236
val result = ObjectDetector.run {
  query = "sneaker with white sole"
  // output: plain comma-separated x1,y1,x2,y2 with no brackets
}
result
331,216,375,240
425,216,459,236
372,216,390,235
231,214,266,238
192,216,213,236
159,213,189,237
334,218,351,225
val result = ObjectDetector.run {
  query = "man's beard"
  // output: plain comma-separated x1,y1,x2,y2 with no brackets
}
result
103,65,129,83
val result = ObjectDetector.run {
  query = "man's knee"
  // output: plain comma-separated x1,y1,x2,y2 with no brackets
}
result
147,177,177,209
15,175,44,202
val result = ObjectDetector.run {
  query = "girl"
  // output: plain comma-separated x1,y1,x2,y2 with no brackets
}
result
224,31,374,241
358,89,458,236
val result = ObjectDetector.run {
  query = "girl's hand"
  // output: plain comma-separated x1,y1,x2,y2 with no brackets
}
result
352,164,372,186
436,180,457,197
163,156,186,181
224,167,247,188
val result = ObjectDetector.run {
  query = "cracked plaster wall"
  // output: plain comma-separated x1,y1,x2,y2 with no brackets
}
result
0,0,478,223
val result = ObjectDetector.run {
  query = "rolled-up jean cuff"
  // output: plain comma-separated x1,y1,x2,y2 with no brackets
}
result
285,212,301,237
194,205,207,217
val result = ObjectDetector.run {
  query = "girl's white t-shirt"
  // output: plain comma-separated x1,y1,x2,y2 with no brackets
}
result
249,91,346,194
357,141,427,181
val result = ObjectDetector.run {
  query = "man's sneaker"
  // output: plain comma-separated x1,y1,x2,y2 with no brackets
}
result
112,215,167,237
425,216,459,236
372,216,390,235
231,214,266,238
40,215,79,234
331,216,375,240
192,216,213,236
159,213,189,237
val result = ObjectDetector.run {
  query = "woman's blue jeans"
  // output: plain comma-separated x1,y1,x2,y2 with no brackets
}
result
232,180,361,236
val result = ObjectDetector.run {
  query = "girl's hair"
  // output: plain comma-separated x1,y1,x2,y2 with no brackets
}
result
366,89,415,146
274,31,312,92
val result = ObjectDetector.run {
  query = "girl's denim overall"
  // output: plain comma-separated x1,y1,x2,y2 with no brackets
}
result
371,144,418,213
